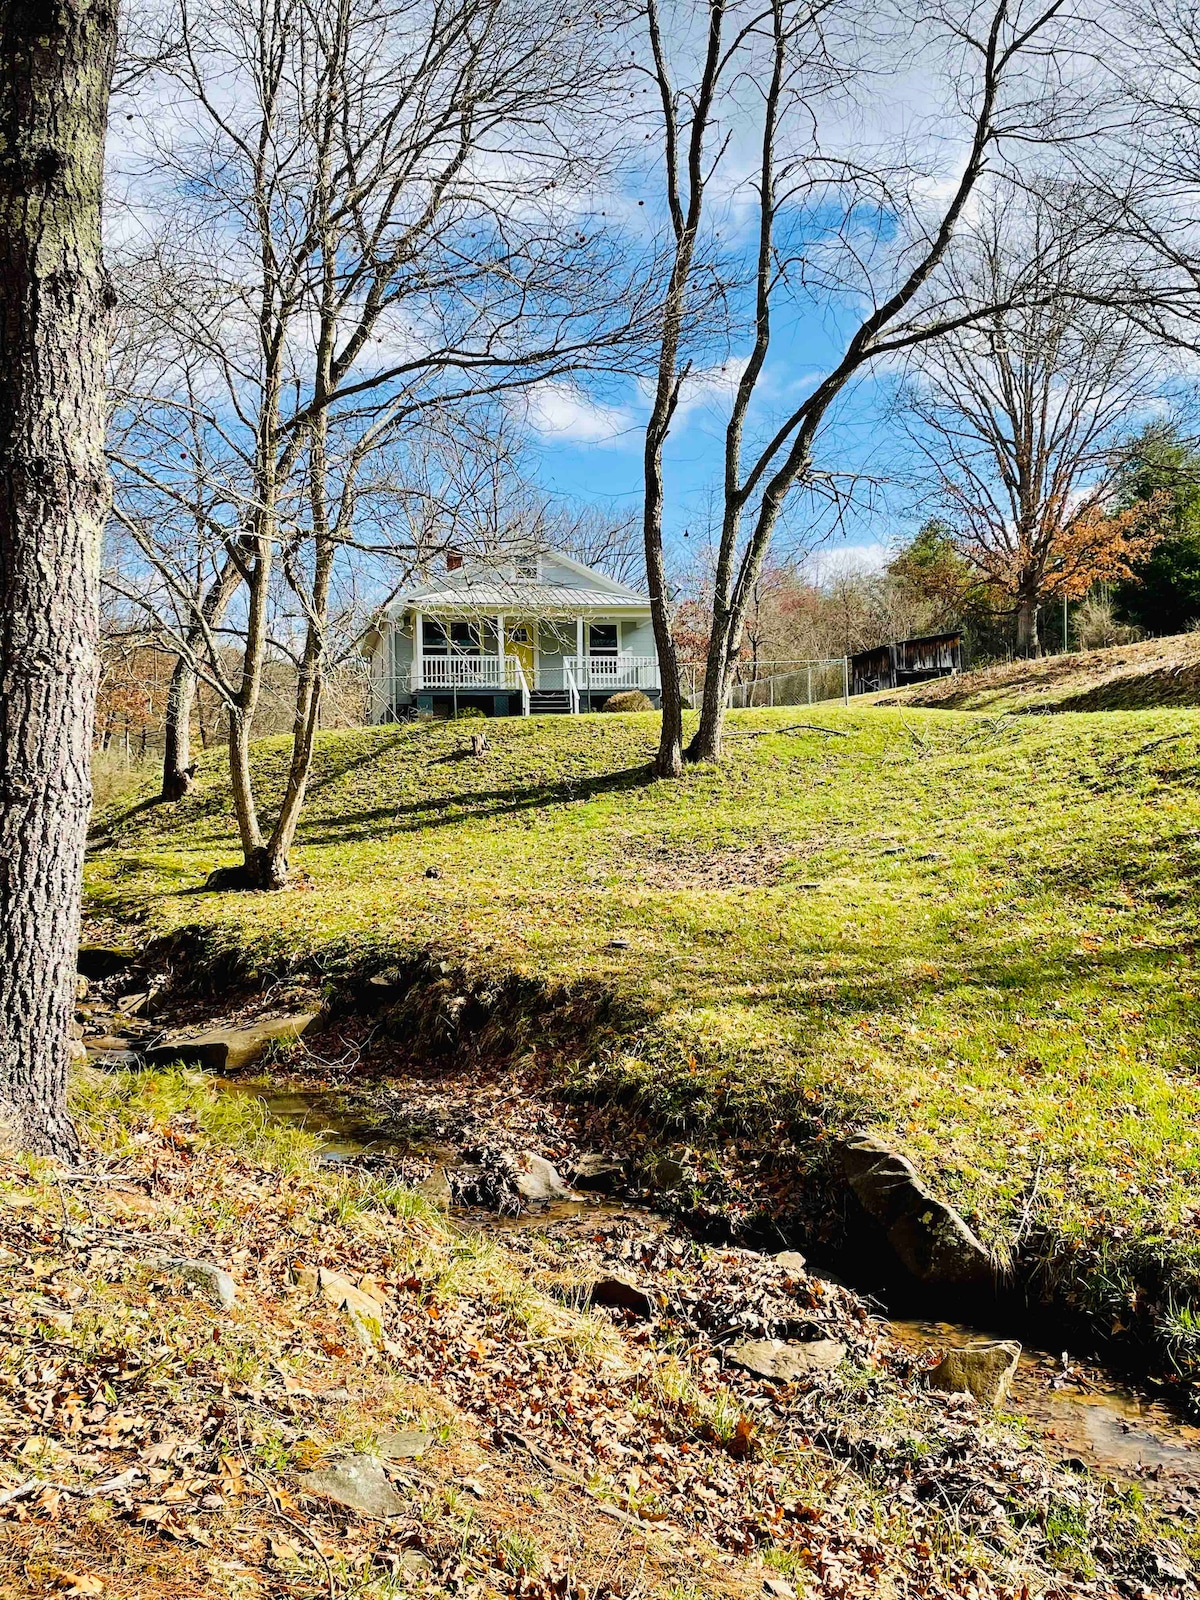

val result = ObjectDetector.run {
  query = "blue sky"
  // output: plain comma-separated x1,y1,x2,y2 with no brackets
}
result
518,301,911,577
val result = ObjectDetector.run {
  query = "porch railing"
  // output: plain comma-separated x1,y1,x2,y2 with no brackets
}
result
417,655,519,690
564,654,660,691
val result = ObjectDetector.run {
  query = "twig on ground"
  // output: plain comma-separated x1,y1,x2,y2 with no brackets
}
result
723,723,850,740
250,1467,337,1600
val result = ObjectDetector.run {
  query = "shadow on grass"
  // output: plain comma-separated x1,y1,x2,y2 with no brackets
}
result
294,761,657,845
88,792,163,844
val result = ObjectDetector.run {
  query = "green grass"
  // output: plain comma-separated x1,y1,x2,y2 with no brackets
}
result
88,706,1200,1384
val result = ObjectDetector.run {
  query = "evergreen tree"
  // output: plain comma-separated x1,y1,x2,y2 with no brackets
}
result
1112,424,1200,635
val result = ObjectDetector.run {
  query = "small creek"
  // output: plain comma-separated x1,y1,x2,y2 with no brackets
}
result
226,1079,1200,1489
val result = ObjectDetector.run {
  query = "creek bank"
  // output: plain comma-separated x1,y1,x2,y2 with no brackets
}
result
75,936,1200,1418
72,981,1200,1513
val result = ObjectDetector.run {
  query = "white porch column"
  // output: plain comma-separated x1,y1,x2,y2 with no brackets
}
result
413,612,423,690
576,616,584,687
496,613,505,687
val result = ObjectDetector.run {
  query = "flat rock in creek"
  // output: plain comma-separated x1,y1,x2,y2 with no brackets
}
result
376,1429,436,1460
927,1341,1021,1405
88,1048,143,1071
145,1011,320,1074
513,1152,572,1204
728,1337,846,1381
839,1132,994,1290
298,1456,406,1519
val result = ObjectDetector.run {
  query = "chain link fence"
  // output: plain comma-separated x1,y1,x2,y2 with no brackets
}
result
725,658,849,709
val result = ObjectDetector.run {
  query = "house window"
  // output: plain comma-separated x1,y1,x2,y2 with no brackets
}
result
515,555,540,580
510,625,531,645
423,619,480,655
588,623,618,656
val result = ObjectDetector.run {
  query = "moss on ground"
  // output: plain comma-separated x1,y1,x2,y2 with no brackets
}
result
86,706,1200,1389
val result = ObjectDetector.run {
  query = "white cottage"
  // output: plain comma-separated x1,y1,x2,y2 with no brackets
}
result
365,549,660,719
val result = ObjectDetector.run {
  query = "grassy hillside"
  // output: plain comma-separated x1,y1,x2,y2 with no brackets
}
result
89,706,1200,1385
879,632,1200,712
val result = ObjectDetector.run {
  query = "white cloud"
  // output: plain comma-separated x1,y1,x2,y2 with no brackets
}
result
523,381,636,444
805,540,893,580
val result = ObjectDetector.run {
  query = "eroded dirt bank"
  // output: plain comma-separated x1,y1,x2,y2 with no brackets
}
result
51,954,1200,1598
81,931,1200,1420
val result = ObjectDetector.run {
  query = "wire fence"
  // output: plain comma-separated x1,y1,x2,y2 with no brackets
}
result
725,658,849,709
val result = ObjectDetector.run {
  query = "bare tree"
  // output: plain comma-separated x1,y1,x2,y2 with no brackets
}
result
109,0,654,886
638,0,1098,766
900,193,1162,654
0,0,117,1155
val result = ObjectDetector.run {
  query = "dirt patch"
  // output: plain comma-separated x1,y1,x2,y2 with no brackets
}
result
631,838,805,889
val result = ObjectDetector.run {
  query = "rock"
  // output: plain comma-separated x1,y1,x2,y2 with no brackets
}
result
773,1250,807,1275
298,1456,406,1519
76,976,90,1001
927,1341,1020,1405
571,1152,624,1193
763,1580,796,1600
513,1152,572,1204
294,1265,387,1326
77,945,137,980
145,1011,320,1074
417,1166,453,1210
69,1037,89,1067
654,1152,689,1188
584,1274,655,1319
728,1337,846,1382
150,1256,236,1311
88,1048,143,1071
839,1132,994,1290
424,865,441,879
115,990,155,1018
399,1550,432,1575
376,1429,435,1460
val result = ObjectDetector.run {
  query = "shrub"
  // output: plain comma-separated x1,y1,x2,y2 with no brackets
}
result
1073,596,1141,651
601,690,654,713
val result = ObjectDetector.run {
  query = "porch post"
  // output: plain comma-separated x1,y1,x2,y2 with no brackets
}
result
496,613,505,687
413,612,423,690
576,616,584,687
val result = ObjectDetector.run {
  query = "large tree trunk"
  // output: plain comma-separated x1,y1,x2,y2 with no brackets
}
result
1015,583,1040,657
0,0,116,1156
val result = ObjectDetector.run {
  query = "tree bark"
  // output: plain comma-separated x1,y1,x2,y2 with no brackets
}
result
1015,584,1040,656
161,555,241,802
161,654,196,801
0,0,117,1156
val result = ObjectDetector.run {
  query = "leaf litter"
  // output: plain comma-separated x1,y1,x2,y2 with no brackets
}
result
0,1066,1194,1600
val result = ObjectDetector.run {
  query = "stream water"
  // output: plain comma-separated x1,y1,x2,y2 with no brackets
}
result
223,1078,1200,1489
79,980,1200,1498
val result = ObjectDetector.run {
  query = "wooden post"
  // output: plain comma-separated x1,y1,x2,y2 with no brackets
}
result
413,612,423,690
576,616,584,689
496,612,505,687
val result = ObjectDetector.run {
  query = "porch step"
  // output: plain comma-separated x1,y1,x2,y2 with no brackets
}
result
528,689,573,715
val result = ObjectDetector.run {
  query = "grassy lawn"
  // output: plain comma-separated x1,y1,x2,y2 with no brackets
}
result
88,705,1200,1381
